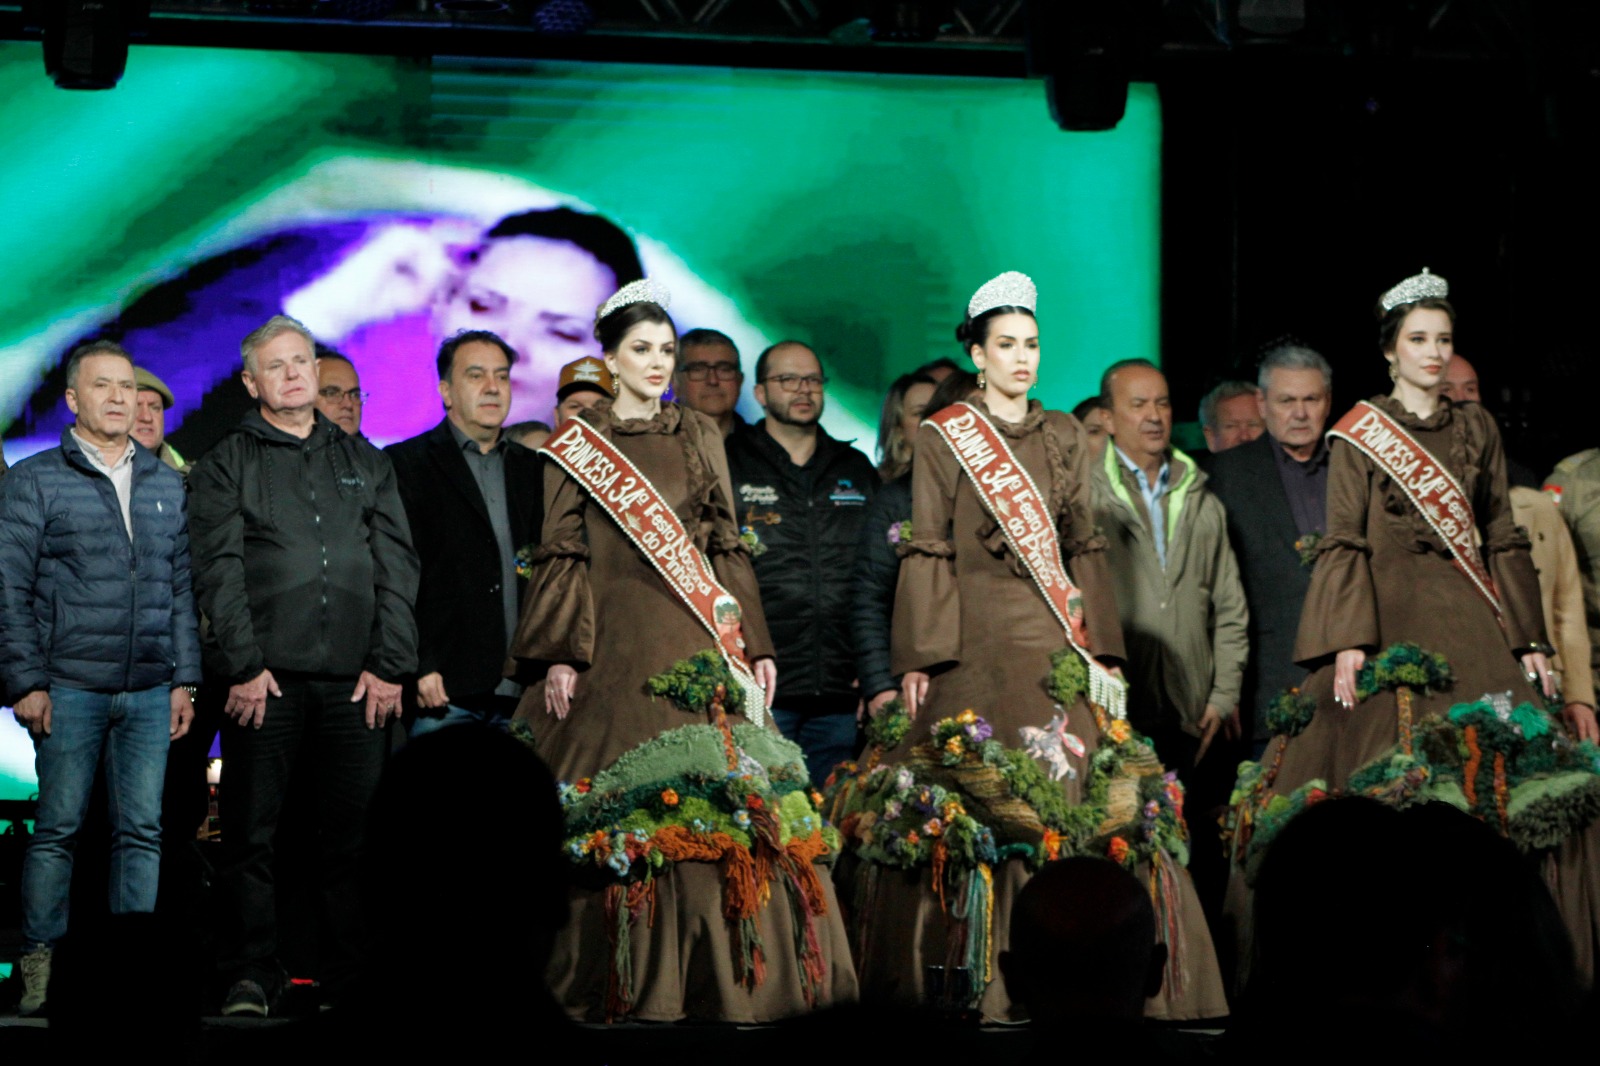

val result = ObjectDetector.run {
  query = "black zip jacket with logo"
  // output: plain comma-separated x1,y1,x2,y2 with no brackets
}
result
725,421,880,700
188,410,420,684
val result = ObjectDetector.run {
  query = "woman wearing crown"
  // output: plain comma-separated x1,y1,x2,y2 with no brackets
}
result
508,280,858,1021
1231,268,1600,978
827,272,1228,1021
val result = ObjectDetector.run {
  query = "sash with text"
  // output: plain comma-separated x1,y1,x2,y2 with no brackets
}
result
1327,400,1503,621
927,403,1127,720
540,418,768,726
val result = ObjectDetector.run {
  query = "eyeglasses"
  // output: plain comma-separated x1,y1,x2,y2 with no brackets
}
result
680,362,743,382
762,374,827,393
319,386,369,404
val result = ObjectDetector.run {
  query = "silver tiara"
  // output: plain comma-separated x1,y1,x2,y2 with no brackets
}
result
1379,267,1449,312
598,278,671,321
967,271,1037,319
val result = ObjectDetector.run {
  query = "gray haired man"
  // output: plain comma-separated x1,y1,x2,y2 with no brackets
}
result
1205,343,1334,754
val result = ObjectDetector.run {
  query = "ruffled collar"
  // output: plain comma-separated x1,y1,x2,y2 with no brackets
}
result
582,396,683,435
1370,392,1453,431
974,396,1046,439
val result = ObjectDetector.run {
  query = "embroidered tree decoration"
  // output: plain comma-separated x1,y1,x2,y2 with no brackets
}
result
1265,687,1317,738
1354,643,1455,754
1229,697,1600,883
1046,646,1090,708
646,648,746,715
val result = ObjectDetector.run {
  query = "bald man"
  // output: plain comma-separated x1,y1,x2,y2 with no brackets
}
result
999,857,1166,1025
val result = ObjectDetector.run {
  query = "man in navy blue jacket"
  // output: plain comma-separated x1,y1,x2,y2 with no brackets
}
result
0,340,200,1017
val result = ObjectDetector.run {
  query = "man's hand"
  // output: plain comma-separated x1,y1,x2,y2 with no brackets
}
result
1564,702,1600,744
754,657,778,709
170,688,195,740
867,689,898,717
225,669,281,729
1195,705,1231,766
13,690,52,740
902,671,930,719
417,672,450,710
545,664,578,720
353,671,403,729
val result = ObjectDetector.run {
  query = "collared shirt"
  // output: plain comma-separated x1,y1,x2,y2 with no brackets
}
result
1271,436,1330,537
70,429,136,537
447,420,522,699
1115,444,1173,569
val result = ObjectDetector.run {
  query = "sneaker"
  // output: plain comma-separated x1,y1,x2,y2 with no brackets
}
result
221,978,270,1018
18,947,51,1017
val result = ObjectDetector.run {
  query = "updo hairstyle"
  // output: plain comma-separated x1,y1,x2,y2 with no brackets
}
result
955,305,1037,355
595,301,675,353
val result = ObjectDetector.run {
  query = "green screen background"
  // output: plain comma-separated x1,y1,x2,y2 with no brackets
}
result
0,45,1160,796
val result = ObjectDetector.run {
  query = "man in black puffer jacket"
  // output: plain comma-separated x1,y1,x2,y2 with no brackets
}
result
189,315,419,1018
725,341,879,783
0,341,200,1018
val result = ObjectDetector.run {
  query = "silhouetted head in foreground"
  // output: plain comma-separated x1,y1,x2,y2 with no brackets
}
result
1000,856,1166,1025
1239,796,1581,1059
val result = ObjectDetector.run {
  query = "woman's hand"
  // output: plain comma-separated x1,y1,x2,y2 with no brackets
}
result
1521,651,1555,700
1334,649,1366,709
1563,703,1599,744
902,671,930,719
545,664,578,720
754,658,778,709
866,689,898,717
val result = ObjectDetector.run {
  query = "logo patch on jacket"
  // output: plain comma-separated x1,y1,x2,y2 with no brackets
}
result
740,483,778,505
829,479,867,505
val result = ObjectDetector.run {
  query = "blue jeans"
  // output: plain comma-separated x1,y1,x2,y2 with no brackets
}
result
22,684,170,951
771,701,860,785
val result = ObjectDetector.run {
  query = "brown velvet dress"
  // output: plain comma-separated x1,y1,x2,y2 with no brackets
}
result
854,400,1228,1021
1261,395,1600,977
509,399,859,1022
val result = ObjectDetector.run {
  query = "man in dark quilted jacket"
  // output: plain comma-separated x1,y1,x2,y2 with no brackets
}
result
0,340,200,1017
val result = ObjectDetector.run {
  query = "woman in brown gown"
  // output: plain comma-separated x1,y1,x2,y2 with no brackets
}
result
846,272,1227,1021
510,281,858,1021
1254,268,1600,976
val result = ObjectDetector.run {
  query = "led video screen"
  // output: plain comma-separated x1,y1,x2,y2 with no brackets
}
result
0,44,1161,797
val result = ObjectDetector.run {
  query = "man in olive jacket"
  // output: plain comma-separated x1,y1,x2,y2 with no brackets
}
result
1090,361,1248,775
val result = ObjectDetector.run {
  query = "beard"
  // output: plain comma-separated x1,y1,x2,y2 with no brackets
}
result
768,395,824,427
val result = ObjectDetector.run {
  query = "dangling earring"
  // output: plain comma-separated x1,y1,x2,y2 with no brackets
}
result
1387,362,1398,382
977,369,987,390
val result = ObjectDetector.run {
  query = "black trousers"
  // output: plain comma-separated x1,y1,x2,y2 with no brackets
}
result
214,676,386,996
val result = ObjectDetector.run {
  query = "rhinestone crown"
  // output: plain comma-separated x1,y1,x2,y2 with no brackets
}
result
598,278,672,322
967,271,1038,319
1379,267,1449,313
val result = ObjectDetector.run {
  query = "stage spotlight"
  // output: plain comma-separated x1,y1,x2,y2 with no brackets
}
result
1026,0,1135,132
869,1,945,43
42,0,135,90
533,0,594,34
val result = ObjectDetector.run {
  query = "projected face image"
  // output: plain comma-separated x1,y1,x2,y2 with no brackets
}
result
433,236,617,424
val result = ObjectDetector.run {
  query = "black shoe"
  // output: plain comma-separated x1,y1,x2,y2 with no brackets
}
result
221,978,270,1018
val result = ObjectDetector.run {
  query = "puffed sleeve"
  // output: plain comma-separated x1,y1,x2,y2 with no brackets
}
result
1294,438,1380,665
1053,413,1125,662
505,459,594,678
891,422,961,675
695,413,775,661
1473,410,1547,653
